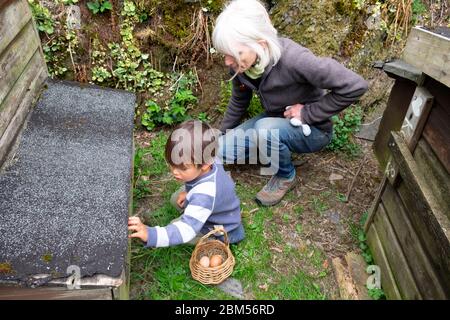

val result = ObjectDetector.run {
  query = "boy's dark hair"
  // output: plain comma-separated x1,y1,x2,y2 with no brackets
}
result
165,120,219,168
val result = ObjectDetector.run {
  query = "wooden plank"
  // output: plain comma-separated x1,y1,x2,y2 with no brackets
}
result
397,181,450,289
414,139,450,217
331,257,359,300
28,0,49,74
364,176,387,233
366,224,402,300
0,21,40,106
402,27,450,88
373,203,422,299
381,182,448,299
388,132,450,253
0,66,46,167
373,78,417,170
382,59,425,85
422,102,450,174
400,86,434,151
344,252,371,300
422,77,450,174
0,286,113,300
0,0,16,12
0,49,45,137
0,0,32,56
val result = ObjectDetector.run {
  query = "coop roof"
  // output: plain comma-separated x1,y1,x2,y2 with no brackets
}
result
0,80,135,285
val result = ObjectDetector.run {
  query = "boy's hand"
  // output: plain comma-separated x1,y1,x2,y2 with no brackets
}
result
128,216,148,243
176,191,187,208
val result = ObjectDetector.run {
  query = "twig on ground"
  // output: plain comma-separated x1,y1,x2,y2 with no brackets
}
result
304,184,327,191
241,172,268,180
328,165,350,175
344,154,367,202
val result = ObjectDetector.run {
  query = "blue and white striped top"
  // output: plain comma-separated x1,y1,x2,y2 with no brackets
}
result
145,161,241,247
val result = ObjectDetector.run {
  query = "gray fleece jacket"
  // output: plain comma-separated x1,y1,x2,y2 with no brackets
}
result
220,37,368,133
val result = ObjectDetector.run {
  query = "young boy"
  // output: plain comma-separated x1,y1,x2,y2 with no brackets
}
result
128,120,245,247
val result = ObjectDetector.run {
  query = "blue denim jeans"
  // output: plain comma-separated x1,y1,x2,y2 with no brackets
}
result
218,113,332,178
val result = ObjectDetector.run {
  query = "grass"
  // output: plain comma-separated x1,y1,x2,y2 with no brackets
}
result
310,191,332,215
130,131,332,300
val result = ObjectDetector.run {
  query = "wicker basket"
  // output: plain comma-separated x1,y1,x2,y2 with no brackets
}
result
189,227,235,285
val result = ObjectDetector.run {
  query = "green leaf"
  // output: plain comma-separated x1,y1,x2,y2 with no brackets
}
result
102,1,112,10
87,1,100,13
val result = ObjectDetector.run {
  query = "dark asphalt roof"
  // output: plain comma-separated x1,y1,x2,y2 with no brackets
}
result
0,80,135,285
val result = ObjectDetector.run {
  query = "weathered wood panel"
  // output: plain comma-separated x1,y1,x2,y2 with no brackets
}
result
388,132,450,251
366,223,402,300
373,203,422,299
0,21,40,106
373,78,417,170
0,0,16,12
396,181,450,288
364,176,387,232
402,27,450,88
387,133,450,287
422,78,450,174
382,59,424,85
0,0,32,56
0,49,45,137
414,139,450,217
0,286,113,300
382,183,448,299
0,66,46,167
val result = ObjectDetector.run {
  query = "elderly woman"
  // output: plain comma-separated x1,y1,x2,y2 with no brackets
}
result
212,0,368,206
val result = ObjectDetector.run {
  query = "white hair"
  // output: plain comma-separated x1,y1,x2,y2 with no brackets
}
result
212,0,282,71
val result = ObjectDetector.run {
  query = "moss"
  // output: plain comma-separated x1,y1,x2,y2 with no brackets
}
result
203,0,226,14
42,253,53,263
271,0,355,57
334,1,347,15
271,0,392,77
164,13,191,40
0,262,13,274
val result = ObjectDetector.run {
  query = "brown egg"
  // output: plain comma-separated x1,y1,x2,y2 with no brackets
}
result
199,256,210,268
209,255,223,267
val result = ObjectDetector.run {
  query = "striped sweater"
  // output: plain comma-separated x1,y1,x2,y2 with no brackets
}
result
145,161,241,247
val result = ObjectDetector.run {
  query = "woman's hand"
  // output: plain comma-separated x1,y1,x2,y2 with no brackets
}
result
128,216,148,243
176,191,187,208
283,103,304,121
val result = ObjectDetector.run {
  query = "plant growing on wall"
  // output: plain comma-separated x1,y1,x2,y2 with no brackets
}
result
141,72,198,131
28,0,54,34
87,0,112,14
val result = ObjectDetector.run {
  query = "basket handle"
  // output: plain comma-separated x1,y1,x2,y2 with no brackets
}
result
198,226,229,247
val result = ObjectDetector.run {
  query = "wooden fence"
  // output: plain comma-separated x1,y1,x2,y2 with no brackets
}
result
0,0,48,167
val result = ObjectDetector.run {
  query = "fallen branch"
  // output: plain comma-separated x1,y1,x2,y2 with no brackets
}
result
344,154,367,202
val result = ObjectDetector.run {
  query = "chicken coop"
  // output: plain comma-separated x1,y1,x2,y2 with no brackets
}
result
367,26,450,299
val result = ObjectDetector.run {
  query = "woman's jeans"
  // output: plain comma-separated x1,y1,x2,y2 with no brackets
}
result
217,113,332,178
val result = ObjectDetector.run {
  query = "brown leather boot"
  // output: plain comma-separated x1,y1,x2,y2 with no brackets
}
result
255,173,296,206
